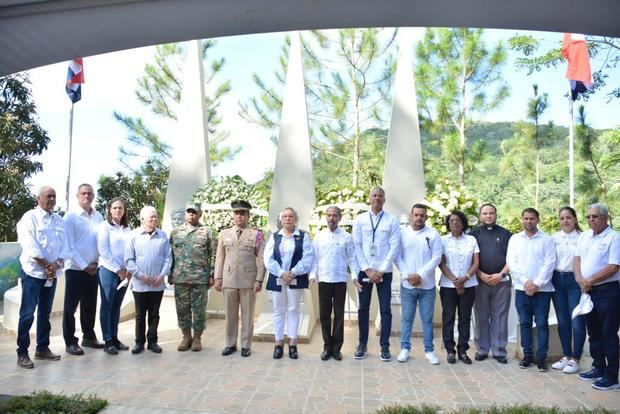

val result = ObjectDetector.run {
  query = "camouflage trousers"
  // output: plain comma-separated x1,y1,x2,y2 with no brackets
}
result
174,283,209,332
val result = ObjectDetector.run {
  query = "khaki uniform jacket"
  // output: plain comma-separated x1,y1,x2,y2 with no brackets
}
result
214,226,266,288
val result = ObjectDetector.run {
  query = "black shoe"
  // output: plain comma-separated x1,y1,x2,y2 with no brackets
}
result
519,355,534,369
241,348,251,357
66,344,84,356
354,344,367,360
494,355,508,364
222,346,237,356
81,338,104,349
273,345,284,359
104,343,118,355
537,360,548,372
147,343,162,353
320,350,331,361
113,338,129,351
17,355,34,369
447,353,456,364
458,352,472,365
333,351,343,361
132,343,144,354
34,348,61,361
380,348,391,362
289,345,299,359
474,352,488,361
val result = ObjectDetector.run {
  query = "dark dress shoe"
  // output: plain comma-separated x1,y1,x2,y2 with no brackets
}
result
458,353,472,365
113,338,129,351
17,355,34,369
320,350,331,361
241,348,251,357
494,355,508,364
132,343,145,354
475,352,488,361
447,353,456,364
104,344,118,355
81,338,104,349
273,345,284,359
289,345,299,359
66,344,84,356
35,348,61,361
380,348,392,362
537,360,548,372
147,343,162,353
333,351,343,361
221,346,238,356
519,355,534,369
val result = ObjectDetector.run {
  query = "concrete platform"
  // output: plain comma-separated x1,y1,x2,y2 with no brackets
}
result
0,295,618,413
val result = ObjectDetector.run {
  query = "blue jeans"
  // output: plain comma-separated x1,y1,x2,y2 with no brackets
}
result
400,286,435,352
358,272,392,349
551,271,586,359
16,270,57,356
98,267,127,342
515,289,552,360
586,281,620,384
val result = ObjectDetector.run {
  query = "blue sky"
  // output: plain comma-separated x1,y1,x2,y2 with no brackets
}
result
26,28,619,209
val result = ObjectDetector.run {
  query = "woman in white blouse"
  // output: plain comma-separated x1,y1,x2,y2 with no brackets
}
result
551,206,584,374
97,197,132,355
438,210,480,365
264,207,314,359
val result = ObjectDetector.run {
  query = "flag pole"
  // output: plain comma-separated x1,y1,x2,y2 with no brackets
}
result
568,90,575,208
65,102,75,210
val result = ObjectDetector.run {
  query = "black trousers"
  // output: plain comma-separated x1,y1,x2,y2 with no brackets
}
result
63,269,99,346
133,291,164,345
440,286,476,354
318,282,347,353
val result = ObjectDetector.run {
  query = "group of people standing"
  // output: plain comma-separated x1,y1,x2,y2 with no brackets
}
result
13,184,620,392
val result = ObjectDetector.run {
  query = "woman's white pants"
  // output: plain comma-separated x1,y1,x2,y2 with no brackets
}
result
271,286,303,341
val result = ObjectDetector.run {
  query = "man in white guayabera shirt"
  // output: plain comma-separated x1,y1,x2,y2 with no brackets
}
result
395,203,442,365
63,183,104,355
16,186,69,369
575,203,620,391
125,206,172,355
506,207,556,373
310,206,358,361
352,186,401,362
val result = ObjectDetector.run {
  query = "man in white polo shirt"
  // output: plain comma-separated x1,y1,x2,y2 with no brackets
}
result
506,207,556,372
575,203,620,391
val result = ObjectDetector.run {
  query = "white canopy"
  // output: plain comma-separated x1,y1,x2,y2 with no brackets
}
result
1,0,619,76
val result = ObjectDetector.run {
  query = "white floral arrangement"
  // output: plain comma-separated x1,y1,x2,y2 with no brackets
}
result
425,179,479,235
193,175,268,234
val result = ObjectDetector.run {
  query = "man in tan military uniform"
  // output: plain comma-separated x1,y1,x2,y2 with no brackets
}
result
214,200,265,357
169,202,215,352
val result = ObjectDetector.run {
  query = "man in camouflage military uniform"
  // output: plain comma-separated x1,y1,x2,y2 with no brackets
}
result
214,200,265,357
169,202,215,352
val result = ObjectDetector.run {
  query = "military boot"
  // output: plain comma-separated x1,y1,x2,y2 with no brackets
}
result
191,330,203,352
177,330,192,352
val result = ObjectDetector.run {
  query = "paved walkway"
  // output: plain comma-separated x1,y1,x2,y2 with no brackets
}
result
0,296,618,413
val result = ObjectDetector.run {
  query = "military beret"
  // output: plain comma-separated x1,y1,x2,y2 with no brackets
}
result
231,200,252,211
185,202,201,212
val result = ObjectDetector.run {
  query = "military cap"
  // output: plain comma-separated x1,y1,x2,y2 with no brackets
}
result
231,200,252,211
185,202,201,212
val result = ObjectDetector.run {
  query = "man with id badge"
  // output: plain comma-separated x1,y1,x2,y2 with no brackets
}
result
352,187,401,361
16,186,69,369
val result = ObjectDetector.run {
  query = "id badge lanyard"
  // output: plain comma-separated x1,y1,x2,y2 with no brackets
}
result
369,211,384,258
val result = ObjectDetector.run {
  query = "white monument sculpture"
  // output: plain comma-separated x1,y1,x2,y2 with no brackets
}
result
255,32,317,341
162,39,211,233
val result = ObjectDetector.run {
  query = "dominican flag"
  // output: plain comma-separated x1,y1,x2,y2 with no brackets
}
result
562,33,593,101
66,58,84,104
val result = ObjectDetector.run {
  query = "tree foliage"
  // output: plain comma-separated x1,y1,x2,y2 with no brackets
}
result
0,74,50,241
240,29,397,190
415,28,509,185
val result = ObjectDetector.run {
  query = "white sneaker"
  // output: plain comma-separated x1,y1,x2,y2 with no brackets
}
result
552,357,569,370
563,360,580,374
425,351,440,365
397,349,410,363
